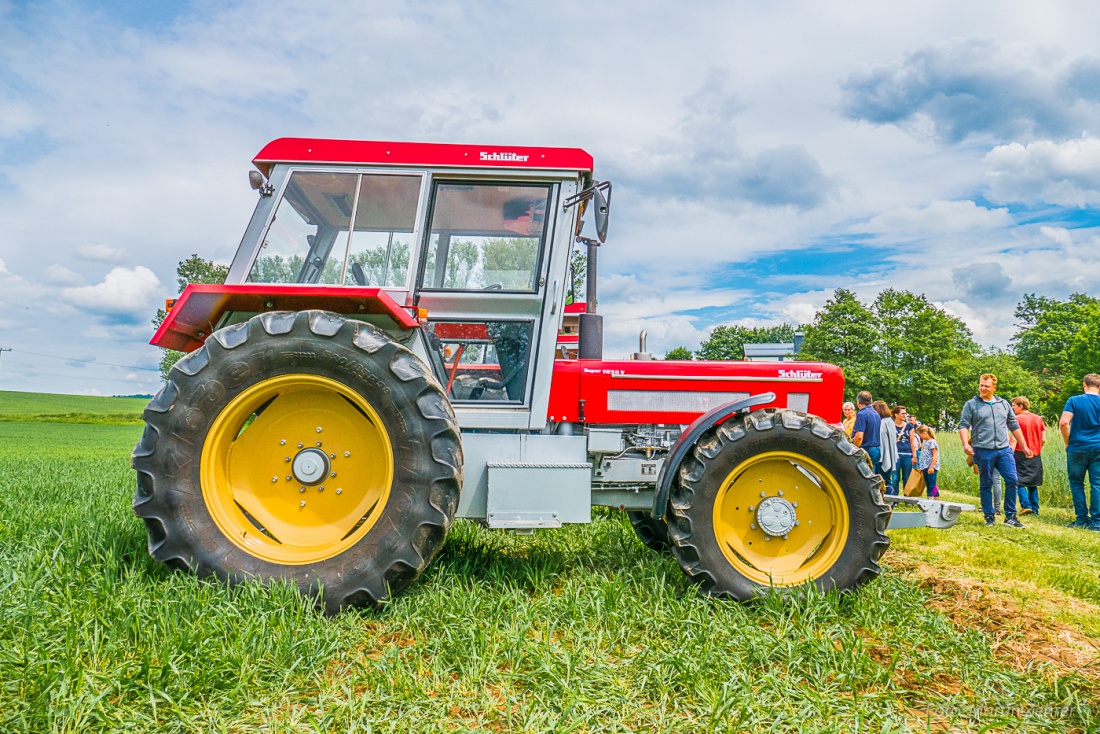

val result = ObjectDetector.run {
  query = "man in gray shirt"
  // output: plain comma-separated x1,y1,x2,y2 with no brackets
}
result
959,373,1033,528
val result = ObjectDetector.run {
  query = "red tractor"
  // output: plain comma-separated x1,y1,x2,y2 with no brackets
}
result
135,138,963,613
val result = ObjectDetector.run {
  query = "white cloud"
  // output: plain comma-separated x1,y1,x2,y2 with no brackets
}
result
43,264,84,285
862,200,1013,237
1039,226,1073,247
60,266,161,323
76,244,129,262
985,136,1100,206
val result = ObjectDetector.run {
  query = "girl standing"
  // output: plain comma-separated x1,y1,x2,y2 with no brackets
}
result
916,425,940,498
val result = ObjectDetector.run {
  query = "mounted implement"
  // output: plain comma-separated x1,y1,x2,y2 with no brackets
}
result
134,138,961,613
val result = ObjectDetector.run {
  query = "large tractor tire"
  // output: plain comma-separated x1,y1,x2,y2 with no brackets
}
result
667,409,889,600
627,511,670,552
131,310,462,614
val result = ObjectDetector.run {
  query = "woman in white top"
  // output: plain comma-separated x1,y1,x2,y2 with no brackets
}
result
873,400,899,495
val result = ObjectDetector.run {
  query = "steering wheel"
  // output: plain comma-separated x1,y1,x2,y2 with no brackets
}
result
350,262,367,286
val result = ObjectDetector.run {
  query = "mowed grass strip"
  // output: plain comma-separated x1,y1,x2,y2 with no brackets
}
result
0,398,1096,732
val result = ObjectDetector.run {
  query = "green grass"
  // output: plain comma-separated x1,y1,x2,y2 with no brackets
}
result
0,395,1098,732
936,429,1072,509
0,390,146,425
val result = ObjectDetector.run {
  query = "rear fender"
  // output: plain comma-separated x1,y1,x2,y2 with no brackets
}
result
651,392,776,518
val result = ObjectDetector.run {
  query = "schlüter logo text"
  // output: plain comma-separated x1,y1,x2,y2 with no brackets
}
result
779,369,823,380
480,151,529,162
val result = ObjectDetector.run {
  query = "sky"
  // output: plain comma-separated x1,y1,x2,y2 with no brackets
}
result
2,0,1099,396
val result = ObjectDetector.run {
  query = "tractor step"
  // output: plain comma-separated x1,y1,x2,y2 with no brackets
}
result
884,495,975,530
485,462,592,530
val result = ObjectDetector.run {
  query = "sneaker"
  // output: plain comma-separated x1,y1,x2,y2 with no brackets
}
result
985,515,996,527
1004,517,1025,529
1068,520,1092,529
1019,508,1033,515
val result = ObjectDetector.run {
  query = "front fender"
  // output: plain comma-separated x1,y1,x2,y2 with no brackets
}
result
651,392,776,518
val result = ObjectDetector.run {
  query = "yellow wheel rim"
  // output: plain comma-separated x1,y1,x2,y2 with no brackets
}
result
712,450,849,586
200,374,393,565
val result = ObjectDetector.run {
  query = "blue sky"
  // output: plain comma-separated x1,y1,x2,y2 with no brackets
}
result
2,1,1100,395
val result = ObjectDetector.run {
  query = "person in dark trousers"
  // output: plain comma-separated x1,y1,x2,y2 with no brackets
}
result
851,391,882,476
1060,373,1100,530
1011,396,1045,515
959,373,1033,528
892,405,918,496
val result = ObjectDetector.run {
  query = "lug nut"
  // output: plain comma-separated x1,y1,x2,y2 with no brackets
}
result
319,486,325,492
299,487,306,493
300,501,306,507
344,451,350,457
280,440,286,446
330,472,336,478
330,454,335,459
317,427,323,433
792,502,798,508
764,536,771,542
316,442,322,447
778,490,784,496
285,457,291,462
336,488,343,495
750,523,757,530
748,505,755,511
297,443,303,448
286,476,291,481
271,477,278,483
760,491,766,498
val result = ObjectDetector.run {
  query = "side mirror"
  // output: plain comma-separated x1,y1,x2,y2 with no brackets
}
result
593,185,609,243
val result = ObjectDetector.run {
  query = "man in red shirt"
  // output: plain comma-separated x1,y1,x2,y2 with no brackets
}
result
1012,396,1046,515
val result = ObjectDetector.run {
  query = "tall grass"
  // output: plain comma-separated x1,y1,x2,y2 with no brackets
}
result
938,430,1072,508
0,401,1097,731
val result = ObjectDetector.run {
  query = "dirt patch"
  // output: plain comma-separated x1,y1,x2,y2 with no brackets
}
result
891,555,1100,680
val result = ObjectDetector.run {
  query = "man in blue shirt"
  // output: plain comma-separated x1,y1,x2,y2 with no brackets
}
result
851,391,882,476
1059,373,1100,530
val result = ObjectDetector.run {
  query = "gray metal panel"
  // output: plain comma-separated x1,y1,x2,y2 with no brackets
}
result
457,433,587,519
487,463,592,527
586,428,624,453
786,392,810,413
607,390,750,413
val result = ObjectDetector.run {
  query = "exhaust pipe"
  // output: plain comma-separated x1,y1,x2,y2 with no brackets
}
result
632,330,653,361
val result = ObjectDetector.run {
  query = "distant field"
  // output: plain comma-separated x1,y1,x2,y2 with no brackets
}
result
0,392,1096,732
0,389,147,424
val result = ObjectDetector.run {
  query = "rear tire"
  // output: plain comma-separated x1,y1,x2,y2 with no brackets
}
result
667,409,889,600
132,310,462,613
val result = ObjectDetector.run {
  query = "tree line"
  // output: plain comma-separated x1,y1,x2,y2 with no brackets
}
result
667,288,1100,426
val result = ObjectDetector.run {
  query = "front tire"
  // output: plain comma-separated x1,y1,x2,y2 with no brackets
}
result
667,409,889,600
132,310,462,613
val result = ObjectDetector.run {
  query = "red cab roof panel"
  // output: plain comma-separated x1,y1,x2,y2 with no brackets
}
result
253,138,594,176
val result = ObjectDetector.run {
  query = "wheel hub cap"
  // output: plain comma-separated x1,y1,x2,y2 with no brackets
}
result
756,496,797,537
292,448,330,485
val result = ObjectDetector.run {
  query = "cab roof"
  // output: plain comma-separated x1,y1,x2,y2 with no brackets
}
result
253,138,594,176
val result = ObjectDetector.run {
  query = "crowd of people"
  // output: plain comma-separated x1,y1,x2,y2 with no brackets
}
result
840,372,1100,532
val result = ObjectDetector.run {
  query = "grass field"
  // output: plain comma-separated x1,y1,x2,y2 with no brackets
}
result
0,390,146,424
1,393,1097,732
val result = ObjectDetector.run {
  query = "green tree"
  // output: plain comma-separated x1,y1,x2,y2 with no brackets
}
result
696,324,797,361
569,247,587,303
483,237,538,289
798,288,880,395
1012,293,1100,418
799,288,979,425
153,255,229,381
962,350,1041,412
665,346,694,360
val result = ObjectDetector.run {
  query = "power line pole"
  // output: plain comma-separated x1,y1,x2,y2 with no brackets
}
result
0,347,10,388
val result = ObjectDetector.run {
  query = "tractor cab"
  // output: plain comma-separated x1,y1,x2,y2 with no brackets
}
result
205,138,598,430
